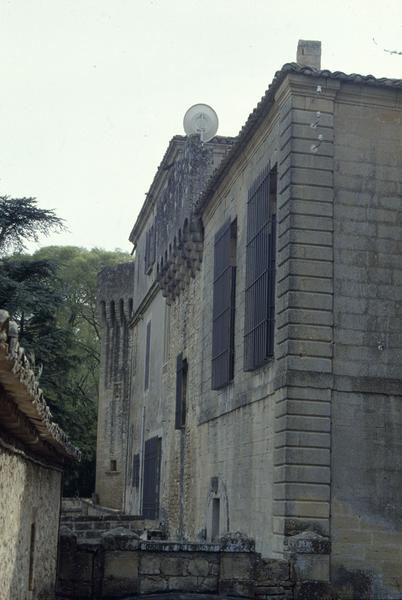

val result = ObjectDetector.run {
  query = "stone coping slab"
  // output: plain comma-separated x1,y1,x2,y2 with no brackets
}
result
139,541,221,553
61,514,147,522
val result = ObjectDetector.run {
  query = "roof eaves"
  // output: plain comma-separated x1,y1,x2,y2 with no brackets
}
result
195,62,402,215
0,310,81,462
128,135,186,246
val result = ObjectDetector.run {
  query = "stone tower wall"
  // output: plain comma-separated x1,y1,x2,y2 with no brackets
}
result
96,261,135,509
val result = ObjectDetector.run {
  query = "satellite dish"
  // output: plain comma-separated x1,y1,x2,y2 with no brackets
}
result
183,103,219,142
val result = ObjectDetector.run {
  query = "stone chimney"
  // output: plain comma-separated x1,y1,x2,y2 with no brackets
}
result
297,39,321,70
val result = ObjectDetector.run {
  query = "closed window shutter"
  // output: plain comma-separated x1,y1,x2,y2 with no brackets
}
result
175,353,187,429
144,225,156,274
212,219,237,389
244,165,276,370
142,437,161,519
132,453,140,487
175,353,183,428
144,321,151,390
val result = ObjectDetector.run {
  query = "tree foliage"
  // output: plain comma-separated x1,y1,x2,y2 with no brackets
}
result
1,246,131,495
0,196,64,255
0,197,131,496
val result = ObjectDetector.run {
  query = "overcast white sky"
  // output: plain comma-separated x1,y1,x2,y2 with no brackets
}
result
1,0,401,253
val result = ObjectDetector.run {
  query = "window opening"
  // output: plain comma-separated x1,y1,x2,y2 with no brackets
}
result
28,522,35,591
175,353,188,429
211,218,237,389
163,303,171,365
144,320,152,390
211,498,220,541
132,454,140,487
144,225,156,274
142,437,162,519
244,165,277,370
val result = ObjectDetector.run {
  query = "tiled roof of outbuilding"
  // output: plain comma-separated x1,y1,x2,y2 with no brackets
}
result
0,309,81,463
195,62,402,214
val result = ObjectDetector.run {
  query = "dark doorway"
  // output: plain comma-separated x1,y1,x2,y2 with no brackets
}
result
142,436,161,519
212,498,220,541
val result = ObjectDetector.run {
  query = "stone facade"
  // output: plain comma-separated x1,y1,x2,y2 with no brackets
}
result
0,310,79,599
0,450,62,600
96,41,402,598
121,135,234,521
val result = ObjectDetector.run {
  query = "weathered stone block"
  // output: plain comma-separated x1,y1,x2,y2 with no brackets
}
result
140,554,161,575
140,575,168,594
101,527,140,551
220,552,254,581
102,550,139,597
197,575,218,592
168,575,199,591
220,579,255,597
293,554,330,582
75,550,94,582
220,531,256,552
186,557,210,576
257,558,290,582
274,482,330,502
160,555,184,576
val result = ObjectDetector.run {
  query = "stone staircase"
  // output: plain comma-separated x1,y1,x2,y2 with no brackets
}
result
60,498,164,541
60,514,160,540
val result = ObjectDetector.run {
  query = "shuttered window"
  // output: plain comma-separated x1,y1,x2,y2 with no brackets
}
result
144,224,156,274
132,453,140,488
244,165,277,371
142,437,161,519
144,320,151,390
175,353,188,429
211,219,237,389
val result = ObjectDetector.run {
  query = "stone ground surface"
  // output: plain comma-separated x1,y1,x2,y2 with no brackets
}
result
120,595,249,600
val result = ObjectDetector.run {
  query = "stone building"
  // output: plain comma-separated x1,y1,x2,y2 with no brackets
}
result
96,41,402,598
0,309,79,600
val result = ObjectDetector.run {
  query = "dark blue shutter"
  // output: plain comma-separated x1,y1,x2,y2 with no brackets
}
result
144,225,156,274
144,320,151,390
142,437,161,519
132,453,140,487
175,353,188,429
212,219,237,389
244,166,276,370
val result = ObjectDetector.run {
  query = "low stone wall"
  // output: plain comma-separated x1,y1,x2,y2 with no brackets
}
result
57,531,294,599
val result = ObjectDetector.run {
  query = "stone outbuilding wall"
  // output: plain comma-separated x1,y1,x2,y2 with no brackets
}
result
0,310,79,599
0,445,62,600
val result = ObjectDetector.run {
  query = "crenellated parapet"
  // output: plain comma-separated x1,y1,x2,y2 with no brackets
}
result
156,214,203,303
151,135,234,303
97,262,135,327
0,309,80,462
